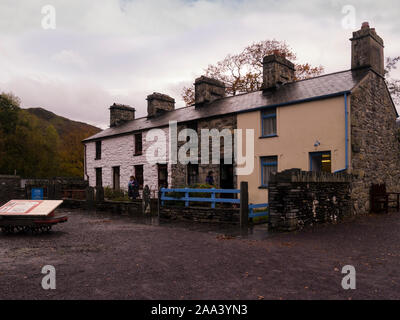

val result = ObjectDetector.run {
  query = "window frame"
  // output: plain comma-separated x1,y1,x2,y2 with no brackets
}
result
260,156,278,188
309,151,332,173
187,163,199,186
95,141,102,160
134,133,143,156
134,164,144,189
261,108,277,138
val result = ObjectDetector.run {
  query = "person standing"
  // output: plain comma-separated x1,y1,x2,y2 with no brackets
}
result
205,171,214,186
128,176,135,199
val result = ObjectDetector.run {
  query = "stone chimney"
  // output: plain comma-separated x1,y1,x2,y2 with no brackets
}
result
194,76,225,106
262,54,295,89
109,103,135,127
350,22,384,76
147,92,175,117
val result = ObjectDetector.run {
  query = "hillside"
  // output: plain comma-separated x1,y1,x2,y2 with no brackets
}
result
25,107,100,138
0,92,101,178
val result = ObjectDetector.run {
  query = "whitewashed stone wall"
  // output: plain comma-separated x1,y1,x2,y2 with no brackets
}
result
85,127,171,194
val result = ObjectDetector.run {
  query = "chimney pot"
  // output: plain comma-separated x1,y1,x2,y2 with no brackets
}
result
194,76,225,106
147,92,175,117
109,104,135,127
262,54,295,90
361,21,370,29
350,23,384,75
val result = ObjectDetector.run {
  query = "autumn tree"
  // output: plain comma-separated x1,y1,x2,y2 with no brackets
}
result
385,56,400,107
182,39,324,106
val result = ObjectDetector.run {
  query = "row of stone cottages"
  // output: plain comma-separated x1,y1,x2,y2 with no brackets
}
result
83,23,400,214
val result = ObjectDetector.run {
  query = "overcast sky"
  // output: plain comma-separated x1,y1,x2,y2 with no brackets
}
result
0,0,399,128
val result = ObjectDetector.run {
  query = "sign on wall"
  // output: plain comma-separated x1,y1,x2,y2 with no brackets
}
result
31,188,44,200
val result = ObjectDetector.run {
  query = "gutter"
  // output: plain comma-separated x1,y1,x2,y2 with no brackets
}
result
334,92,349,173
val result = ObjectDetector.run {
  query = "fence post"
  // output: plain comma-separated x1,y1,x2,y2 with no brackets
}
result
161,188,165,206
95,186,104,202
86,186,95,211
240,181,249,228
185,188,189,207
211,188,216,208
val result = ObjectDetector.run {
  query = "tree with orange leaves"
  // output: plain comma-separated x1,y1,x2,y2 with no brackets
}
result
182,39,324,106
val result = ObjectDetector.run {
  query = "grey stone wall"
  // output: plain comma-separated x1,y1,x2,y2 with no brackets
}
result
350,71,400,214
160,205,240,224
0,175,25,206
268,169,352,231
170,114,237,188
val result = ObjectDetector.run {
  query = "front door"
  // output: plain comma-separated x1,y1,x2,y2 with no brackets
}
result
157,164,168,189
309,151,331,173
220,163,234,189
113,166,120,190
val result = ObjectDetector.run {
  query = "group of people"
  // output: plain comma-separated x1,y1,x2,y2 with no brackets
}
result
128,170,215,201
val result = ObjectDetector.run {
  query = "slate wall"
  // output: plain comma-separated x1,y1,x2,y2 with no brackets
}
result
268,169,352,231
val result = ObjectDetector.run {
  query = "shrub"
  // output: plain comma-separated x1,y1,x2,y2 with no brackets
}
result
104,186,130,201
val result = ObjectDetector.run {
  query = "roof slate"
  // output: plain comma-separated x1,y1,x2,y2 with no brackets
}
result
83,68,369,142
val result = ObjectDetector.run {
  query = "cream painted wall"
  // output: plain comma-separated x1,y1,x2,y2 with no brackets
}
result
237,95,351,204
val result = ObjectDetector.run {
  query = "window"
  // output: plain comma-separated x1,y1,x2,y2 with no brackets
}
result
187,163,199,185
95,141,102,160
186,122,198,142
134,133,142,155
261,156,278,187
261,108,277,137
135,165,144,189
113,166,120,190
95,168,102,187
309,151,331,173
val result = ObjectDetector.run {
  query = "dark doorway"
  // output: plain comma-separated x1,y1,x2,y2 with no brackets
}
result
113,166,120,190
187,163,199,186
157,164,168,189
95,167,102,187
135,165,144,189
309,151,331,173
220,163,234,189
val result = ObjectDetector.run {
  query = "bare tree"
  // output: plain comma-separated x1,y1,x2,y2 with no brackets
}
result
182,39,324,106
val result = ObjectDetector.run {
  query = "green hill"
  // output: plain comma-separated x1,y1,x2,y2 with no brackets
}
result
0,93,101,178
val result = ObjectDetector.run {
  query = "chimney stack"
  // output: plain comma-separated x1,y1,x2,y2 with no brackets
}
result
109,103,135,127
194,76,225,106
350,22,384,76
147,92,175,117
262,54,295,89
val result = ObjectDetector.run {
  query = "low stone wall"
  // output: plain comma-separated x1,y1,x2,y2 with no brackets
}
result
95,200,143,215
268,169,352,231
0,175,25,206
62,198,158,216
160,205,240,224
23,177,88,200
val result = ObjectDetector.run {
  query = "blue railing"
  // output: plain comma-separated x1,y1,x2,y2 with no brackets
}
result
160,188,240,208
249,203,269,218
161,188,269,219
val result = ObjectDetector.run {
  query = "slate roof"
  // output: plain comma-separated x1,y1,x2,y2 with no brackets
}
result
83,68,370,142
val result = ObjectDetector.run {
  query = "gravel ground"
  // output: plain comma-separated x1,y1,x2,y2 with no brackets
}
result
1,209,400,300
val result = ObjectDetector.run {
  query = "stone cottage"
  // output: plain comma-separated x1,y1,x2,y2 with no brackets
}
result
83,22,400,214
